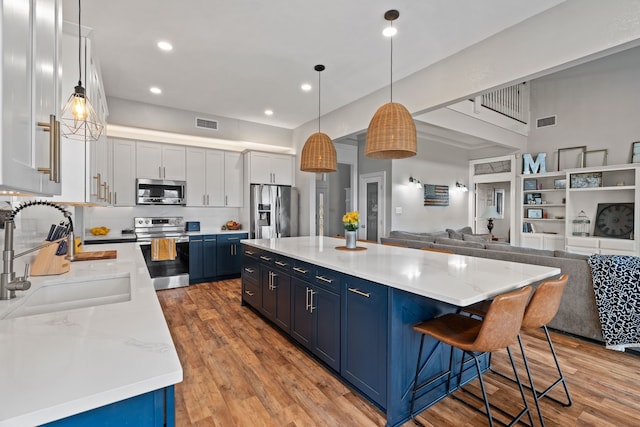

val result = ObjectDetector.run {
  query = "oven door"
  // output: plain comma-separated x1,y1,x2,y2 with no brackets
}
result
139,240,189,290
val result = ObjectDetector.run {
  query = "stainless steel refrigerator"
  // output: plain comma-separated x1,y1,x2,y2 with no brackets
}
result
250,185,298,239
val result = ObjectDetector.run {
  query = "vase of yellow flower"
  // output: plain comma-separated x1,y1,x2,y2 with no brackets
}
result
342,211,359,249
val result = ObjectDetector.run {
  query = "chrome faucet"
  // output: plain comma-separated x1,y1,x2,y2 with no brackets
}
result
1,220,32,300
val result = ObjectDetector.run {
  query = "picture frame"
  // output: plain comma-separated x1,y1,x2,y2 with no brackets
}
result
570,172,602,188
631,142,640,164
523,179,537,191
554,178,566,189
524,192,541,204
581,149,608,167
557,146,587,170
527,208,543,219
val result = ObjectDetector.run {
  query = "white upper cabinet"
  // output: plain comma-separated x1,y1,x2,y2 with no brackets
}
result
246,151,293,185
136,142,186,181
1,0,62,195
224,151,243,207
111,138,136,206
186,148,224,206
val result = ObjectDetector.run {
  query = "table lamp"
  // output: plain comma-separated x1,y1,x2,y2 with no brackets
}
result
481,205,501,238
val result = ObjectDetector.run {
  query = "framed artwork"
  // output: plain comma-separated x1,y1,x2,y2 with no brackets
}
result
554,179,566,189
527,208,543,219
570,172,602,188
557,146,587,170
631,142,640,163
524,192,542,204
423,184,449,206
523,179,537,191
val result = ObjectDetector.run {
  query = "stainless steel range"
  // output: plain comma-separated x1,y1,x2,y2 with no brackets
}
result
135,216,189,290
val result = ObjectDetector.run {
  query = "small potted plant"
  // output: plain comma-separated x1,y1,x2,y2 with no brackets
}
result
342,211,359,249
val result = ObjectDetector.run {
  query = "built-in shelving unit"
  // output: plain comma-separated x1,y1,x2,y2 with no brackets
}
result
517,164,640,255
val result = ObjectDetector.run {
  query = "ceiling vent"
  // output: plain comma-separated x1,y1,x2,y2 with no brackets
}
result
195,117,218,131
536,115,556,129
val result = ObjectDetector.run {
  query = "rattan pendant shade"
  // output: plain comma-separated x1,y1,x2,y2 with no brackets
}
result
300,131,336,172
365,102,416,159
300,64,337,172
365,10,416,160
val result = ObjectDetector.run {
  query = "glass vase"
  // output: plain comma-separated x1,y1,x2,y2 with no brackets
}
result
345,230,357,249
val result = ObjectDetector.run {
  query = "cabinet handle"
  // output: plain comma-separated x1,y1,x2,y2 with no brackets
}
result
315,275,333,284
293,267,308,274
275,261,287,267
231,244,236,256
227,237,240,241
305,287,311,310
203,194,206,205
114,192,117,205
310,289,316,313
37,114,61,182
269,271,278,290
246,250,255,255
244,268,254,273
244,290,255,297
260,255,272,261
100,182,108,201
348,288,371,298
91,173,102,199
159,166,163,178
225,195,228,206
206,194,210,205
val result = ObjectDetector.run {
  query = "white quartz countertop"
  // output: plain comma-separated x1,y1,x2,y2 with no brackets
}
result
242,236,561,306
0,243,182,427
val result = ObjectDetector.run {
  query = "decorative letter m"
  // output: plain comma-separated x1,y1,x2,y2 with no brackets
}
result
522,153,546,174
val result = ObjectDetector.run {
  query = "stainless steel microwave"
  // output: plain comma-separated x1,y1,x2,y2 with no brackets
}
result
136,178,186,205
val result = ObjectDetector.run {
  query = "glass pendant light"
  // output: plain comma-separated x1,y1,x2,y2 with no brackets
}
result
60,0,104,141
300,64,337,172
365,10,416,159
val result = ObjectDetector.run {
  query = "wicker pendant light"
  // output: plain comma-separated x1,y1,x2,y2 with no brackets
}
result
365,10,416,159
300,65,337,172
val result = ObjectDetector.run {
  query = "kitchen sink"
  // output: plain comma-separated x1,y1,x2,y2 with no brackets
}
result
2,273,132,319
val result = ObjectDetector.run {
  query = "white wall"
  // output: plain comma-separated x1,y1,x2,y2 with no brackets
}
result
527,45,640,168
391,140,470,232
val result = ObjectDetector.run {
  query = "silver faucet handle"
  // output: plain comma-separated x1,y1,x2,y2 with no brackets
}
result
22,264,30,280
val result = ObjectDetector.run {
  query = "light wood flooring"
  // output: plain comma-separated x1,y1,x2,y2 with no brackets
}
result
158,279,640,426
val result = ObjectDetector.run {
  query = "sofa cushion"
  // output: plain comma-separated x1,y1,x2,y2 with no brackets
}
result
462,233,489,243
554,250,589,260
485,243,554,257
389,231,443,242
435,237,485,249
446,226,473,240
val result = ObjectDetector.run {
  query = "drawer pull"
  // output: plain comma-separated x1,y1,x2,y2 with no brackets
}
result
244,290,255,297
245,250,255,255
315,275,333,284
227,237,240,240
275,261,288,267
260,255,272,261
293,267,308,274
348,288,371,298
244,268,255,273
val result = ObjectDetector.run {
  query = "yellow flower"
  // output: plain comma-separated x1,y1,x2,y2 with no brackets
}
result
343,211,360,231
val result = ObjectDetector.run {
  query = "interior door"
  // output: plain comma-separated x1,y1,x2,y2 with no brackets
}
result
358,172,385,242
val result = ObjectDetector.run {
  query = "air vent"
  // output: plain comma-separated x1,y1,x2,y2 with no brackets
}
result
536,115,556,128
195,117,218,131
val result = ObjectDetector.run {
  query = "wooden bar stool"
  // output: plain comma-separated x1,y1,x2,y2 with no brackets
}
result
410,286,533,427
464,275,572,426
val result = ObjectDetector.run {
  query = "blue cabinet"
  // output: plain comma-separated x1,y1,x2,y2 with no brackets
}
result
260,263,291,332
290,268,341,372
42,386,175,427
217,233,247,276
342,276,388,408
189,235,217,284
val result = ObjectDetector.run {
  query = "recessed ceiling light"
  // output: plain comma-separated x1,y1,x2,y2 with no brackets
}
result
264,109,274,116
382,26,397,37
157,41,173,51
150,86,162,94
301,83,312,92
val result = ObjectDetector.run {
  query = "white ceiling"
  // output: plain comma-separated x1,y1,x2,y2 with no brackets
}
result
62,0,564,130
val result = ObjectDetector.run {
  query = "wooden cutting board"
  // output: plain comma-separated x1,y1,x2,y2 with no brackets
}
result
72,250,118,261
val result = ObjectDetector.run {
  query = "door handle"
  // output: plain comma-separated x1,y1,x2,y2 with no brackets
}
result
348,288,371,298
309,290,316,313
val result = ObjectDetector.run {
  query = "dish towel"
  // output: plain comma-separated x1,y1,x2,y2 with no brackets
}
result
587,254,640,351
151,238,176,261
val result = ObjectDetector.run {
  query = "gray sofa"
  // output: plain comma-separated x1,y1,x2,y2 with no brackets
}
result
381,230,602,342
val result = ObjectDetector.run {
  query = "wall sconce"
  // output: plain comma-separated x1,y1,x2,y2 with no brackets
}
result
408,176,421,188
456,182,468,192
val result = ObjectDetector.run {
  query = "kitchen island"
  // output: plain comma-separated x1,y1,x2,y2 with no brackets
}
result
0,243,182,427
241,236,561,427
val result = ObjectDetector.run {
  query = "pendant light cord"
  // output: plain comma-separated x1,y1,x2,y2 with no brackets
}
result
317,69,321,132
390,22,393,103
77,0,82,85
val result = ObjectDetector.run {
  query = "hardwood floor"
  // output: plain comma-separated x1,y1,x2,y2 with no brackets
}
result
158,279,640,426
